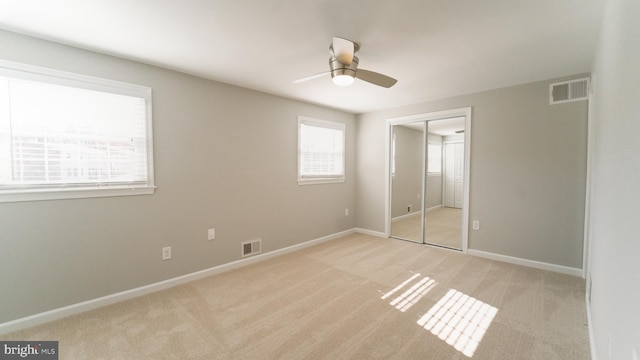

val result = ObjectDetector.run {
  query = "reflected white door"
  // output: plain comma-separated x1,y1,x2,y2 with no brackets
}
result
444,142,464,209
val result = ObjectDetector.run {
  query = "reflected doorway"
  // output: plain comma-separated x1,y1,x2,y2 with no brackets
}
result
387,108,471,251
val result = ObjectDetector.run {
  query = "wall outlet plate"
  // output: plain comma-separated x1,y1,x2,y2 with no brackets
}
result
208,228,215,240
162,246,172,260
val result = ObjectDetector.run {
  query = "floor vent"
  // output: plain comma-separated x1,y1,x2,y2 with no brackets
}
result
550,78,589,104
242,239,262,257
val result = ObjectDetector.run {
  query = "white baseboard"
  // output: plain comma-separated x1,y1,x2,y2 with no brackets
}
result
467,249,583,277
0,228,356,335
426,204,443,212
391,211,421,222
354,228,387,238
391,205,443,223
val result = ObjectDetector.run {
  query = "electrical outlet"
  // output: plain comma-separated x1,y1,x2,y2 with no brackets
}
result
208,228,216,241
472,220,480,230
345,208,349,216
162,246,172,260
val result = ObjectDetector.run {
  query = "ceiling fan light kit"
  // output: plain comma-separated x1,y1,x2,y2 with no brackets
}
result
294,37,397,88
330,55,358,86
332,74,355,86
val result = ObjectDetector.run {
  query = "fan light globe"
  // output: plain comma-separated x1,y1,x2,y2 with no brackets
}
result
332,74,354,86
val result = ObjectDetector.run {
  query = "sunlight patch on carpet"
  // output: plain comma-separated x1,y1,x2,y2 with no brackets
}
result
417,289,498,358
381,273,437,312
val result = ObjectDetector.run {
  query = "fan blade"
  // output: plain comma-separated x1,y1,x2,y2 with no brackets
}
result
332,37,354,65
355,69,397,88
292,71,330,84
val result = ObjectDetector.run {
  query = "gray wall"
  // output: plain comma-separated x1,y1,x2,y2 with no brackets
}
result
0,30,356,323
588,0,640,358
390,125,422,218
356,76,588,269
425,175,442,209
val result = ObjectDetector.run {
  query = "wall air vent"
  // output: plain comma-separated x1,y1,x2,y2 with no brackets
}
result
550,78,589,104
242,238,262,257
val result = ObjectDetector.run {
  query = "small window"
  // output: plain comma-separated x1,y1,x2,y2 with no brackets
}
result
427,142,442,174
297,116,345,185
0,60,154,202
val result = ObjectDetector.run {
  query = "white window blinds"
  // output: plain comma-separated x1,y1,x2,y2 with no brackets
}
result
0,61,154,202
297,116,345,184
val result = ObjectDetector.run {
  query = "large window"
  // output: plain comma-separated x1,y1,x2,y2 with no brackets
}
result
297,116,345,185
0,60,154,202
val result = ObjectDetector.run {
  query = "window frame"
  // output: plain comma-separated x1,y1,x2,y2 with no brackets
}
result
297,116,345,185
0,60,155,203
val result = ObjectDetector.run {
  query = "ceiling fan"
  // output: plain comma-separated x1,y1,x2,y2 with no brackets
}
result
293,37,397,88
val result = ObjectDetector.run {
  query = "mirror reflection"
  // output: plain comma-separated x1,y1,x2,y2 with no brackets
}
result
390,122,425,243
390,117,465,250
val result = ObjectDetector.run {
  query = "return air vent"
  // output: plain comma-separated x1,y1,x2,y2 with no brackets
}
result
550,78,589,104
242,238,262,257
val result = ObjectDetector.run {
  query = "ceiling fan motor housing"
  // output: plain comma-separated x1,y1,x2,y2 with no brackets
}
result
329,55,359,79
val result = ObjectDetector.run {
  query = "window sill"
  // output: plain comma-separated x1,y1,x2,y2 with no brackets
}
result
297,178,345,186
0,185,156,203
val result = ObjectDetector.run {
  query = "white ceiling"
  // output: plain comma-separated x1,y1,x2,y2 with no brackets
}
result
0,0,606,114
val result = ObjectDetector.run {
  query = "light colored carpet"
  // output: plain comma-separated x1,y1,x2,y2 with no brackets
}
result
1,233,589,359
391,207,463,249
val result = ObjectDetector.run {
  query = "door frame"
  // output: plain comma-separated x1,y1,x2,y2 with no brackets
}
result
385,107,472,252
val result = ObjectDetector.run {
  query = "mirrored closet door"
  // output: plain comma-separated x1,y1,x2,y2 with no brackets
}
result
389,121,426,243
389,114,469,251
